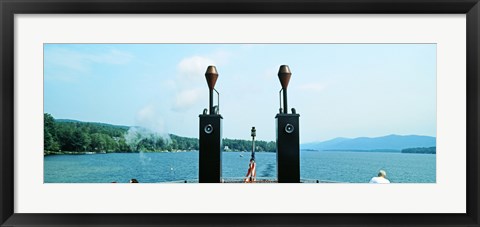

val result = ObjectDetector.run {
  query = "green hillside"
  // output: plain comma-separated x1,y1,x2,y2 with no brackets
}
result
44,113,275,154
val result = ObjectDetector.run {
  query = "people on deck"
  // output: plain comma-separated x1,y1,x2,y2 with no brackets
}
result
369,170,390,183
130,178,139,183
244,158,256,183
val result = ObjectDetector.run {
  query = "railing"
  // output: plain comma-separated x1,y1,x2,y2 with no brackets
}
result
300,178,344,183
161,177,344,183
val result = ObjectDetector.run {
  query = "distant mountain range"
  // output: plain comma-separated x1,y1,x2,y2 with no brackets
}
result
301,134,436,151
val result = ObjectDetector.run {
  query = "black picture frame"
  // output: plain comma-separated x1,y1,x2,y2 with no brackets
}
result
1,0,479,226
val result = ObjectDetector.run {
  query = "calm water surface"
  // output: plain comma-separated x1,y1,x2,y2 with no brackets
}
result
44,151,436,183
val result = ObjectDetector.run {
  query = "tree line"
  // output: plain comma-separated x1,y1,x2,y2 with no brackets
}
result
223,138,276,152
44,113,276,154
401,146,436,154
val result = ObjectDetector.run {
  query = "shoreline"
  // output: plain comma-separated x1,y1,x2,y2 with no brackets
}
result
43,150,276,156
43,150,193,156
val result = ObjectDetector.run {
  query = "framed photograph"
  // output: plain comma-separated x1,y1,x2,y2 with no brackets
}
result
1,0,479,226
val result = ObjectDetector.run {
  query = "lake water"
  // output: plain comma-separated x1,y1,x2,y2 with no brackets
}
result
44,151,436,183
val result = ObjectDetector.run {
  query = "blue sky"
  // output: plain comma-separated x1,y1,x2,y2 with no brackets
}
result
44,44,436,143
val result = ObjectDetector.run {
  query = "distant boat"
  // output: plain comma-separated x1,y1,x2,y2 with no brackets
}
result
239,154,244,157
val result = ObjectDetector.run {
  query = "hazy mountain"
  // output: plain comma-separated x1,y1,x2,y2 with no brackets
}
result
301,134,436,151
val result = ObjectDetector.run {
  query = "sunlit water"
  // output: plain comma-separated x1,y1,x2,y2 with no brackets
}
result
44,151,436,183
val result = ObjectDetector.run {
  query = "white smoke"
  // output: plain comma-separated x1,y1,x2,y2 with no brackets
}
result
139,151,151,165
124,127,170,151
136,105,167,133
124,105,171,152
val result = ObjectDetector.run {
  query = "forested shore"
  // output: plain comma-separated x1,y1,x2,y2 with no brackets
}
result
401,146,436,154
44,113,276,155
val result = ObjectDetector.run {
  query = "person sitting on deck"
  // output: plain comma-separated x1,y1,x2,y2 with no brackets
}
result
369,170,390,183
244,158,256,183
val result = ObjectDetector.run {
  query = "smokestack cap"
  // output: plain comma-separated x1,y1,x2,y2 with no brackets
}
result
278,65,292,89
205,65,219,90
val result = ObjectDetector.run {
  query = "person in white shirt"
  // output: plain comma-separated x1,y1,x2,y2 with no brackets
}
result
369,170,391,183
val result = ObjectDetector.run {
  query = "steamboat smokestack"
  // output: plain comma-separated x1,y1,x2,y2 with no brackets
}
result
278,65,291,114
205,66,218,115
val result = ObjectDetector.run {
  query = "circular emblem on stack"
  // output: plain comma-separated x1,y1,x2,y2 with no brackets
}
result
204,124,214,134
285,124,295,134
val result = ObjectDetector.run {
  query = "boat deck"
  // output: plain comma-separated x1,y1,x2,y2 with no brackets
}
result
164,178,343,183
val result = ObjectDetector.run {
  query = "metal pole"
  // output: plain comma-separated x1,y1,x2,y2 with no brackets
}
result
283,89,288,114
251,127,256,160
252,136,255,159
209,89,214,115
215,88,220,114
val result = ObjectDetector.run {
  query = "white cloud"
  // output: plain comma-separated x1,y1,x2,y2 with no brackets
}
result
172,88,203,112
172,50,232,112
45,47,134,72
172,56,213,112
263,66,280,79
45,48,87,71
177,56,216,82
